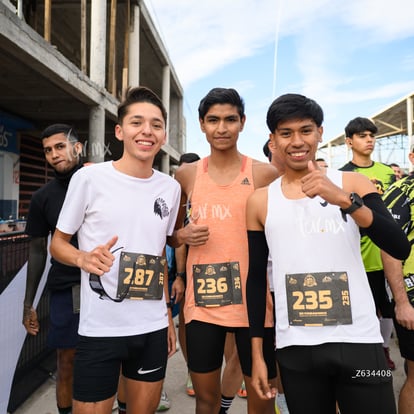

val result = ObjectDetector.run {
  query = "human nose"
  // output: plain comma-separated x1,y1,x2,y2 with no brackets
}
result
50,148,60,158
291,131,304,146
216,120,227,134
142,121,152,135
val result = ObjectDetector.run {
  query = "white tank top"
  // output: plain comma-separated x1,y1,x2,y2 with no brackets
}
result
266,169,382,348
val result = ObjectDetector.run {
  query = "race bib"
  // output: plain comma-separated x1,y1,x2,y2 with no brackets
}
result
286,271,352,326
193,261,242,307
116,252,166,300
403,274,414,306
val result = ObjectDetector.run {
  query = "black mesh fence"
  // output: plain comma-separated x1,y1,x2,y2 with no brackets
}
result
0,234,55,413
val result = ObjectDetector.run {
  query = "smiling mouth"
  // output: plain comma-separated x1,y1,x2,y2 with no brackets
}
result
289,151,307,158
136,140,153,146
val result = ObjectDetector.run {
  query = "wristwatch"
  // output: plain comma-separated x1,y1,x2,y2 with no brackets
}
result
340,192,364,215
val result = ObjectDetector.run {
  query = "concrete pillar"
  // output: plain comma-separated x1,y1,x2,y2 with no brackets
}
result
17,0,23,18
90,0,107,87
161,152,170,175
88,106,105,163
129,5,140,88
178,97,185,152
162,65,170,140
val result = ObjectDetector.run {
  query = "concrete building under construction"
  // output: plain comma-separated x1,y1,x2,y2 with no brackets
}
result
0,0,185,221
0,1,185,411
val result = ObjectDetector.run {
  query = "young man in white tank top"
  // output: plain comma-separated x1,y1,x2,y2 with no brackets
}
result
246,93,410,414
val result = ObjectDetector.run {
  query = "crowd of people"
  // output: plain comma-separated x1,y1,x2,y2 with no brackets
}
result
21,85,414,414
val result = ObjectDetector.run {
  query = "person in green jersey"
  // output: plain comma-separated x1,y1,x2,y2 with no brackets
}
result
340,116,397,369
381,145,414,414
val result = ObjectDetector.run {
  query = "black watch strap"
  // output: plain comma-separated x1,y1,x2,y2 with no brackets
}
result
340,192,364,221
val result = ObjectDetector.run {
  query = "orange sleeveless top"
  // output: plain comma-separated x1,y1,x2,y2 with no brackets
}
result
184,156,274,327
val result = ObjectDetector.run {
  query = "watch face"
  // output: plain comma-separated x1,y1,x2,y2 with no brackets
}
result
350,192,363,207
341,192,364,215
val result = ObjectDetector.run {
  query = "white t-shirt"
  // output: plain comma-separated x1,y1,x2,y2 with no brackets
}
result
266,168,382,348
57,161,180,337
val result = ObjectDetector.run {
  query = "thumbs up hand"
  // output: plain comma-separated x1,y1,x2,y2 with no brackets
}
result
301,160,342,206
78,235,119,275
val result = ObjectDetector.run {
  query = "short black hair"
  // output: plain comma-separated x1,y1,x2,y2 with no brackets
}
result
263,139,271,161
179,152,200,165
41,123,79,142
345,117,377,138
266,93,324,133
198,88,245,120
118,86,167,125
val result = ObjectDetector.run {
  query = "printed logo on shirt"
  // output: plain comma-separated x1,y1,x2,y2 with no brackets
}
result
240,177,251,185
153,197,170,219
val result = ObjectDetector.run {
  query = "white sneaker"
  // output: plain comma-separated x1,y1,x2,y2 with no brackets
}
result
157,390,171,411
276,393,290,414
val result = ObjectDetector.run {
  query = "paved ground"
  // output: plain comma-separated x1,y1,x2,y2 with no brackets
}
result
11,332,406,414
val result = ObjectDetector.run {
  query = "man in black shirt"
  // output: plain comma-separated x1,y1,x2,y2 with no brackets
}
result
22,124,83,414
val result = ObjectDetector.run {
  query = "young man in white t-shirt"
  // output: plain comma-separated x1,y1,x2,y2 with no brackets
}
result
50,86,182,414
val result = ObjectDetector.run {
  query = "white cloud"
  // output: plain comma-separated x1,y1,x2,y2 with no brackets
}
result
147,0,414,88
342,0,414,41
146,0,283,86
145,0,414,165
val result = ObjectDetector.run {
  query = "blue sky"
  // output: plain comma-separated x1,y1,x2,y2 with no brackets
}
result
146,0,414,168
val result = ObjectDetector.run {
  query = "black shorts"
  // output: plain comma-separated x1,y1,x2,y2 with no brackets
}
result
367,270,394,318
47,287,79,349
186,320,276,378
277,342,396,414
393,312,414,361
73,327,168,402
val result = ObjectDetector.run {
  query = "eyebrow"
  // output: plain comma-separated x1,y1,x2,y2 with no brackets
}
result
130,114,164,124
205,114,239,120
43,140,68,149
277,123,314,131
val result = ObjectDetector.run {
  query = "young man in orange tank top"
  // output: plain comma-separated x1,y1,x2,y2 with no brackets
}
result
174,88,280,414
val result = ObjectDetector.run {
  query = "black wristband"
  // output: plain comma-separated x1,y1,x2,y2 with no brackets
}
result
166,302,173,309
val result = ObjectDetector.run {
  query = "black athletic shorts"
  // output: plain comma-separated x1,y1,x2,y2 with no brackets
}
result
73,327,168,402
186,320,276,378
47,287,79,349
367,270,394,318
277,342,396,414
393,311,414,361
